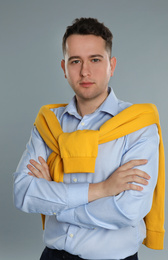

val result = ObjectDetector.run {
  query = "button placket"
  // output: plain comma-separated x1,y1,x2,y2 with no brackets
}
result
65,225,77,250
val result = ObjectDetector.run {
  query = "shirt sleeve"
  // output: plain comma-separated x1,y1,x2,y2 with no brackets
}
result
56,124,160,230
13,126,89,215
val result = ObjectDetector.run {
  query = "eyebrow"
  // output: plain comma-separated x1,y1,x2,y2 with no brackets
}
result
68,54,104,62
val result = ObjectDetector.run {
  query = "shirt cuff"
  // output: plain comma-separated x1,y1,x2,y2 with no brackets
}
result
67,182,89,208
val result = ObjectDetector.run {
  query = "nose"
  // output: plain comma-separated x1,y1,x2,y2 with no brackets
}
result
80,61,91,77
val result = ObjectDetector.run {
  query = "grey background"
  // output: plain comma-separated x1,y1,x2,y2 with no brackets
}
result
0,0,167,259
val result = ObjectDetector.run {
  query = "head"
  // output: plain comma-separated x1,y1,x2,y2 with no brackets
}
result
61,18,116,111
62,17,113,58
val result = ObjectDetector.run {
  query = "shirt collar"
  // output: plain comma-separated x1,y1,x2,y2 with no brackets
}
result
60,87,121,119
95,87,120,116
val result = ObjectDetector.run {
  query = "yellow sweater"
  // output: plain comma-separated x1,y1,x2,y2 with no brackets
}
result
35,103,165,250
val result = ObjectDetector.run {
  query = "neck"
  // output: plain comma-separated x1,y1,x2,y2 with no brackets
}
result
76,92,109,117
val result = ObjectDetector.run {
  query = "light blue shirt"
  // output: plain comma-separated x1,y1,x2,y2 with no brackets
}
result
13,88,159,260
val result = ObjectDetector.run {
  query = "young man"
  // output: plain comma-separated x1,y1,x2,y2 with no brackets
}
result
13,18,163,260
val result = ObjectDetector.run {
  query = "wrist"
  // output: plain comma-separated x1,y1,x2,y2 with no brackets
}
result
88,181,107,202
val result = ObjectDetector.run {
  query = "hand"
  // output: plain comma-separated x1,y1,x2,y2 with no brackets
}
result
103,159,150,196
89,159,150,202
27,156,52,181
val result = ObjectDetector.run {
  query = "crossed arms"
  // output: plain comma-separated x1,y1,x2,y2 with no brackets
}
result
27,157,149,202
14,124,159,230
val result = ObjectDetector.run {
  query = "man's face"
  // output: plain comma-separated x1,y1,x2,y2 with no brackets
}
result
61,34,116,104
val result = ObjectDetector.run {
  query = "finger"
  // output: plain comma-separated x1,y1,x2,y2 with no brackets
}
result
38,156,49,170
27,164,42,178
29,159,44,172
28,172,36,177
28,158,52,181
125,174,149,186
38,156,51,178
125,183,144,192
119,159,148,171
38,157,52,181
124,168,151,180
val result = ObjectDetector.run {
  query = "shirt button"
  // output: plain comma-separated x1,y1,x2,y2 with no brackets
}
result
69,233,74,238
73,178,77,183
81,122,85,126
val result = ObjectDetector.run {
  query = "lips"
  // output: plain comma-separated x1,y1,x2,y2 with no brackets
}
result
79,81,95,87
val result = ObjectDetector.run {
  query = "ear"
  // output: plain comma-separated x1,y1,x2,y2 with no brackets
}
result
110,57,117,77
61,59,67,78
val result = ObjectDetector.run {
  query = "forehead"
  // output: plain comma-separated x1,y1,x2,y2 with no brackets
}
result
65,34,107,57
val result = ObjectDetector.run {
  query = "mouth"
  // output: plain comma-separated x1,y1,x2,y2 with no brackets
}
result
79,81,95,87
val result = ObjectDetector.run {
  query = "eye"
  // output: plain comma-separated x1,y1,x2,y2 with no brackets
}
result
91,58,100,63
71,60,81,64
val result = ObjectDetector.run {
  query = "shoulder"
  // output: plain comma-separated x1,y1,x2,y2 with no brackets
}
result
37,103,68,122
125,124,159,151
50,105,68,121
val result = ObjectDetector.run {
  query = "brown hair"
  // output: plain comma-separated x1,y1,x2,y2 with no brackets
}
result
62,18,113,57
